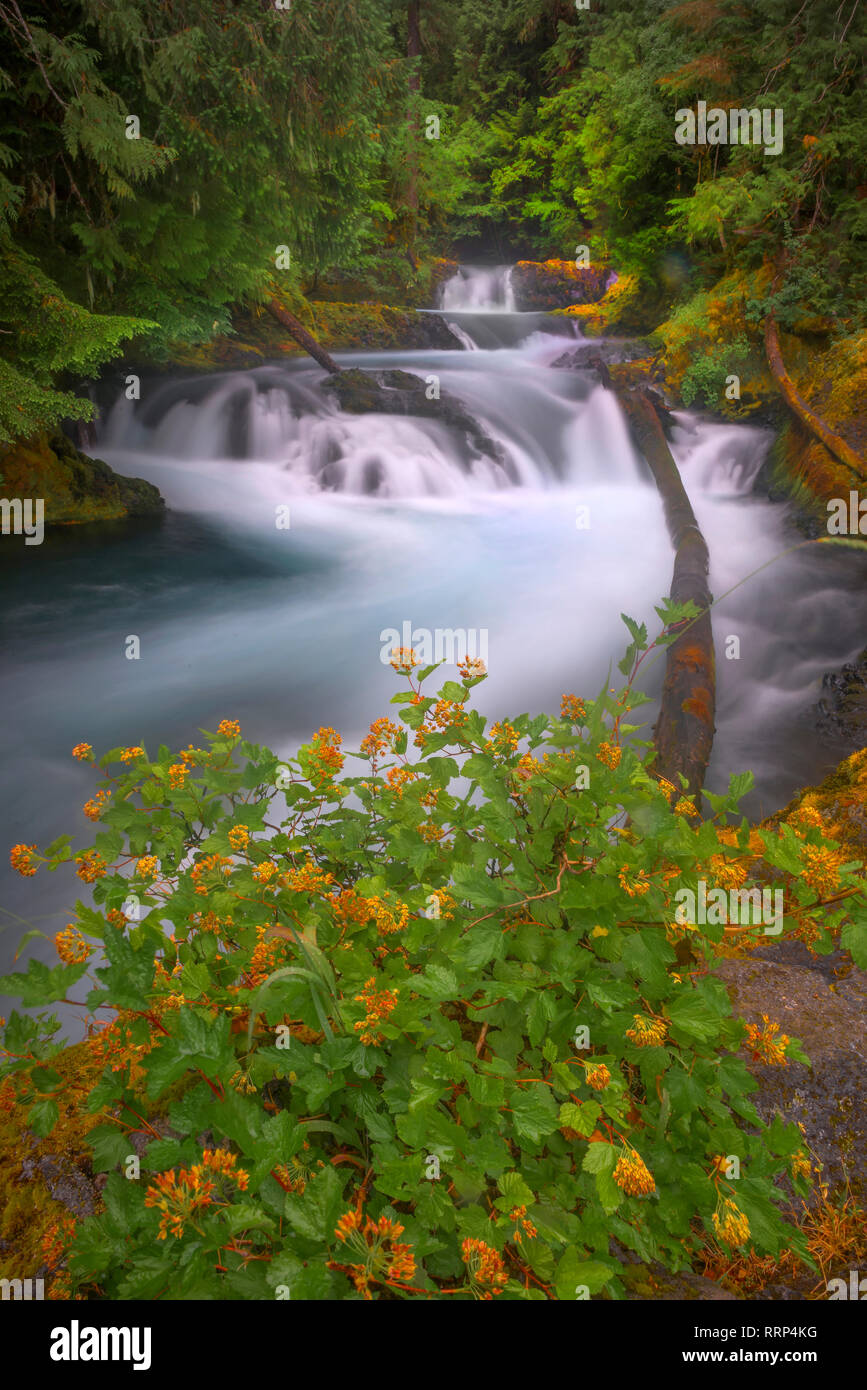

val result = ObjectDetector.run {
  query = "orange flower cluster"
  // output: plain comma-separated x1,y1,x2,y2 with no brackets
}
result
10,843,37,877
432,698,468,731
389,647,420,673
560,694,586,723
71,743,93,761
308,726,344,783
217,719,241,739
360,717,401,758
674,797,699,818
332,1208,416,1298
791,1149,813,1183
284,858,335,895
273,1142,317,1195
88,1011,158,1087
180,744,205,766
618,867,650,897
136,855,159,880
586,1063,611,1091
515,752,542,781
485,720,520,756
412,698,469,750
712,1197,751,1247
253,859,278,884
82,788,111,822
75,851,107,883
801,844,845,899
106,908,126,930
508,1205,537,1243
168,763,187,790
743,1014,790,1066
247,925,289,987
385,766,418,797
626,1013,667,1048
191,853,233,896
596,741,621,770
426,888,455,920
613,1148,656,1196
353,977,399,1045
120,746,145,763
790,804,825,833
418,822,446,843
458,656,486,679
228,825,250,851
188,909,233,936
55,926,91,965
461,1237,508,1298
144,1149,248,1240
708,853,748,890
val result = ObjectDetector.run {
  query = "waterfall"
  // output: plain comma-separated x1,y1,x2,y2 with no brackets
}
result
441,264,516,311
5,266,867,1045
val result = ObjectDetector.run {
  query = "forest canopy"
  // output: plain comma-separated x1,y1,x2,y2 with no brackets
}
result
0,0,864,439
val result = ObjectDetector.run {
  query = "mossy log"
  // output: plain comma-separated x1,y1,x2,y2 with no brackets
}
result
598,369,716,798
266,297,341,374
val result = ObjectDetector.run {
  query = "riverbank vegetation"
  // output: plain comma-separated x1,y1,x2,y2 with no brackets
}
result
3,621,865,1299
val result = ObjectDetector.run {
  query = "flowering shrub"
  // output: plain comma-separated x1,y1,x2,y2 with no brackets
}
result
2,607,866,1300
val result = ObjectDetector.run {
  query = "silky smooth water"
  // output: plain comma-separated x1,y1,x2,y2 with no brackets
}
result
2,266,866,1034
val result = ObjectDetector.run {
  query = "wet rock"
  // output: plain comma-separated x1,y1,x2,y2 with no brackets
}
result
511,259,609,312
322,367,510,471
713,943,867,1201
816,654,867,750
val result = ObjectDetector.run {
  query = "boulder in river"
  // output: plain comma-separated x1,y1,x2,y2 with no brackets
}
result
510,259,609,312
322,367,510,472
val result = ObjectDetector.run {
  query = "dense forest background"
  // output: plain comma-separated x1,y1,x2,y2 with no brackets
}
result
0,0,864,442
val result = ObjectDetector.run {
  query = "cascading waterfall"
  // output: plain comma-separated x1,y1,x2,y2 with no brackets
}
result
3,263,867,1034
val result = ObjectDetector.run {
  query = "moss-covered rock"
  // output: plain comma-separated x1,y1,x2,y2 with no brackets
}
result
165,295,464,373
0,1041,105,1295
510,259,609,312
552,272,649,337
0,431,164,526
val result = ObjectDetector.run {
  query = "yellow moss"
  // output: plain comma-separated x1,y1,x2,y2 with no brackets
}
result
772,747,867,857
554,272,642,336
0,1041,107,1288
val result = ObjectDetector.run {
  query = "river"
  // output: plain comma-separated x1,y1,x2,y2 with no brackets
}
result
2,264,866,1034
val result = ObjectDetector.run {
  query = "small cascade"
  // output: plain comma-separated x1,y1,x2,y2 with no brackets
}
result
441,264,516,311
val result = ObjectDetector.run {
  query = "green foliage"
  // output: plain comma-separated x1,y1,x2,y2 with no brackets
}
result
0,0,399,427
4,611,859,1300
679,335,752,409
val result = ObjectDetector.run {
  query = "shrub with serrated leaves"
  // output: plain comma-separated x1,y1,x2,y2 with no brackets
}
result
3,607,865,1301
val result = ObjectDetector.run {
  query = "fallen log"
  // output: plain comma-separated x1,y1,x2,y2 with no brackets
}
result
600,376,716,799
764,309,866,481
266,297,341,374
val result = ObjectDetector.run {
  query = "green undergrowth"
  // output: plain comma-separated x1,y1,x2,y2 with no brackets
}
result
3,608,866,1301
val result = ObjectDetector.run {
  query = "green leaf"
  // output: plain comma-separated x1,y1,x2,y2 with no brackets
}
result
28,1098,59,1138
0,958,88,1007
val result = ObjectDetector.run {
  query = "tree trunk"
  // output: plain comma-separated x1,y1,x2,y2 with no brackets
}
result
266,297,341,375
607,380,716,799
405,0,421,266
764,309,865,480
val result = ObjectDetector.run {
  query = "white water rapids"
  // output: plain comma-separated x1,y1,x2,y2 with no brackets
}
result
2,264,866,1031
